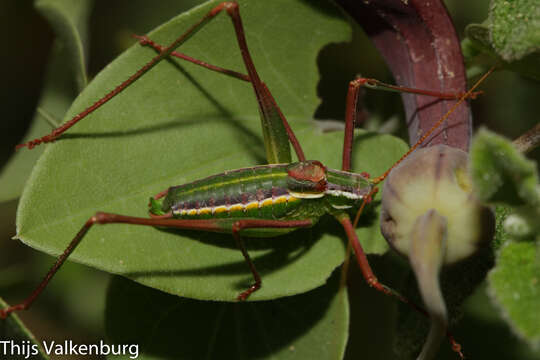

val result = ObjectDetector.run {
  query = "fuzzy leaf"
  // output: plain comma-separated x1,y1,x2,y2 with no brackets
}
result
463,0,540,80
470,128,539,206
105,272,348,360
16,0,407,302
0,0,92,202
0,297,50,360
488,241,540,349
470,128,540,240
471,130,540,348
490,0,540,62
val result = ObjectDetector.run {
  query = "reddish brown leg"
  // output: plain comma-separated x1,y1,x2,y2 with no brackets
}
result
0,212,222,318
133,33,306,161
341,77,483,172
132,34,250,82
338,213,410,302
230,219,313,300
338,207,463,355
18,2,306,162
18,2,239,150
370,67,496,185
0,212,312,318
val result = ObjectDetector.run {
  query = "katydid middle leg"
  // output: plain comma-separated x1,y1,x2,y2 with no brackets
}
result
336,209,464,355
230,219,313,300
335,70,495,356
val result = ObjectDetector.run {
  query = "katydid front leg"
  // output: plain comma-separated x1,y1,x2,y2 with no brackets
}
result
340,77,483,172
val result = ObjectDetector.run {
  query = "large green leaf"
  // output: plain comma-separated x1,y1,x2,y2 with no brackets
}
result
16,0,407,302
0,0,92,202
105,272,348,360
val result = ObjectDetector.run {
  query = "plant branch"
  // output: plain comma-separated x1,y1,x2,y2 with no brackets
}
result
513,122,540,154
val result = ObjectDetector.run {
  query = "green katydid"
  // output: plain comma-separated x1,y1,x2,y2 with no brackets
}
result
1,1,492,356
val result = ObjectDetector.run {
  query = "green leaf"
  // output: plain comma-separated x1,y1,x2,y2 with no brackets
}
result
0,0,92,202
488,241,540,349
471,129,540,348
16,0,407,301
35,0,92,90
470,128,540,239
0,297,50,360
490,0,540,62
463,0,540,80
105,272,348,360
470,128,539,206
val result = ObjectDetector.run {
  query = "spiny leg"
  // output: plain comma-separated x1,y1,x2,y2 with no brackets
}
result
338,69,497,357
231,219,313,300
18,2,237,149
340,78,483,172
0,212,228,318
0,213,312,318
335,210,408,301
133,30,306,161
132,35,251,82
17,2,305,162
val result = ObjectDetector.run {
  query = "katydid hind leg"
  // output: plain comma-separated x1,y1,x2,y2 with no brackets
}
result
18,1,306,165
0,213,313,318
133,34,251,82
0,213,217,318
133,8,305,163
17,2,236,150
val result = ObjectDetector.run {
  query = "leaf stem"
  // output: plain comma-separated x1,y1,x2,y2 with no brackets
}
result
513,122,540,154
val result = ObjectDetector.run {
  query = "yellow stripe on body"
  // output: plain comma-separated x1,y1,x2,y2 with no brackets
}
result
176,195,301,217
